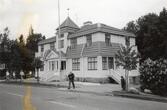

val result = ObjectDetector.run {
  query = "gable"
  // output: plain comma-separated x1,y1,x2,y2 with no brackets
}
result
45,51,59,60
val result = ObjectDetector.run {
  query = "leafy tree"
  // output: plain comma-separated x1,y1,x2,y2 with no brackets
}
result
32,57,43,83
0,27,11,72
115,43,139,91
123,8,167,61
123,21,138,34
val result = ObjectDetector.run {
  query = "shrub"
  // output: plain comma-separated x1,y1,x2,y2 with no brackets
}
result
140,58,167,96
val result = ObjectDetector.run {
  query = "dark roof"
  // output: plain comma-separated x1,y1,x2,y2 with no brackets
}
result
38,36,56,45
68,23,135,38
57,17,79,30
66,41,121,58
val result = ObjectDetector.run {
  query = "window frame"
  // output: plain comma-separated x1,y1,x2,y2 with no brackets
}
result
88,57,97,70
86,34,92,46
72,58,80,71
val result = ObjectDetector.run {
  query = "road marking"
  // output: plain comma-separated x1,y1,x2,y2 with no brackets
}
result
23,86,36,110
7,92,23,97
48,101,76,108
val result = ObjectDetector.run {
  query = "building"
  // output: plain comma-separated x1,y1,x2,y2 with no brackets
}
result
35,17,139,83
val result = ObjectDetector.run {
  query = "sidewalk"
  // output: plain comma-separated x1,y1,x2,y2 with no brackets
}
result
1,79,167,103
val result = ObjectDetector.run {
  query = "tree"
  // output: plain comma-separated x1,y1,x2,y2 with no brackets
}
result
123,21,138,34
0,27,11,72
115,43,139,91
123,8,167,61
32,57,43,83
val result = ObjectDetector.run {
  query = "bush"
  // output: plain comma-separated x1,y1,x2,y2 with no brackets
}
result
140,58,167,96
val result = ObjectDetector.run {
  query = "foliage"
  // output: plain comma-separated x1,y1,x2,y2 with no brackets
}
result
140,58,167,96
32,57,43,69
123,8,167,61
0,27,44,78
115,44,139,91
115,45,139,71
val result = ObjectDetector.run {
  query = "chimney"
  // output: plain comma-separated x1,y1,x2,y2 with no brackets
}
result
83,21,92,26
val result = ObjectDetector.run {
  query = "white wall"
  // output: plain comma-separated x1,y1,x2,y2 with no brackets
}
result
92,33,105,42
110,34,125,46
77,36,86,44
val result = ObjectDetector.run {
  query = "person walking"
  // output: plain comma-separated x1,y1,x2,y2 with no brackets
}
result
68,72,75,89
121,76,126,91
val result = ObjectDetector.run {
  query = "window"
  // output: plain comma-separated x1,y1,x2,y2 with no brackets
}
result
86,34,92,46
40,61,44,71
50,42,55,50
125,36,130,46
41,45,44,52
49,61,56,71
88,57,97,70
105,34,110,46
72,58,80,70
58,40,64,48
102,57,114,70
71,38,77,48
108,57,114,69
102,57,107,70
58,33,64,38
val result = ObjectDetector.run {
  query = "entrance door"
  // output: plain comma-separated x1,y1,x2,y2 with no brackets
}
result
61,61,66,70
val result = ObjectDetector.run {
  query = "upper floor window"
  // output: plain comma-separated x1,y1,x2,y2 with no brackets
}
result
105,34,111,46
58,33,64,38
86,34,92,46
41,45,44,52
50,42,55,50
71,38,77,48
125,36,130,46
58,40,64,48
88,57,97,70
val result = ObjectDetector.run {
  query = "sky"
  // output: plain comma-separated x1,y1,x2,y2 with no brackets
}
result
0,0,167,39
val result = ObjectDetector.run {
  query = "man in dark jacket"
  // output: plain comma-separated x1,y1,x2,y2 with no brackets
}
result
68,72,75,89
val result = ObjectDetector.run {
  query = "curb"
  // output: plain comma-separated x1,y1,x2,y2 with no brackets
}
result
112,91,167,103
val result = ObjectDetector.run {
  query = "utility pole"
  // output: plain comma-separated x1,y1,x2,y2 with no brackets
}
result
57,0,62,80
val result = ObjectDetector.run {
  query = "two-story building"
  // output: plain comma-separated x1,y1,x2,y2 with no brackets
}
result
35,17,139,83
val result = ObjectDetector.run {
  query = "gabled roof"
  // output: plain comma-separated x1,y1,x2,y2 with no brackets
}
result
57,17,79,30
38,36,56,45
68,23,135,38
43,49,66,60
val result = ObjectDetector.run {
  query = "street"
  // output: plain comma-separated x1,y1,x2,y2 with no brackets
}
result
0,84,166,110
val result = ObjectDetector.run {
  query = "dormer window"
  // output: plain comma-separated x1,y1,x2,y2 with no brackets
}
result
105,33,110,46
86,34,92,46
71,38,77,48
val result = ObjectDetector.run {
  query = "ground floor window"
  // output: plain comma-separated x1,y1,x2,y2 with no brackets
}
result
72,58,80,71
49,61,57,71
40,61,44,71
102,57,114,70
88,57,97,70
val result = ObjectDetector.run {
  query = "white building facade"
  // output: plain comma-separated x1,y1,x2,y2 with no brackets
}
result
35,17,139,83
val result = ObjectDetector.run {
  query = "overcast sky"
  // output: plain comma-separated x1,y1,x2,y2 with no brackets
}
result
0,0,166,39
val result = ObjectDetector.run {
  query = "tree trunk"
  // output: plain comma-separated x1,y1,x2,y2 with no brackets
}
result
37,69,39,83
125,69,129,91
